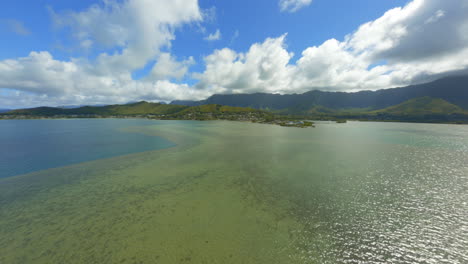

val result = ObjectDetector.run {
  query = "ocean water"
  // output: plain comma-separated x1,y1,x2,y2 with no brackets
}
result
0,120,467,263
0,119,176,178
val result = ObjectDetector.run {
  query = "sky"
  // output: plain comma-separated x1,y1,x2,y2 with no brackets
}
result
1,0,468,108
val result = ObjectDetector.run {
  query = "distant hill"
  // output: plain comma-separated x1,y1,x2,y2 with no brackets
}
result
3,97,468,124
171,76,468,112
0,109,11,113
5,101,187,116
170,100,200,107
94,101,186,115
374,97,465,115
3,76,468,124
57,104,108,109
2,101,269,121
331,97,468,123
177,104,259,114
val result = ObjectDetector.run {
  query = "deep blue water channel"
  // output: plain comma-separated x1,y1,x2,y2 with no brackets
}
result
0,119,175,178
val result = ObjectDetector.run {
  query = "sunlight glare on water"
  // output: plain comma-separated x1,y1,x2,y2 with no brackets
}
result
0,120,467,263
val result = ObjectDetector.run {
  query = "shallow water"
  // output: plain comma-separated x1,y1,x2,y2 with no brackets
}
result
0,119,175,178
1,120,467,263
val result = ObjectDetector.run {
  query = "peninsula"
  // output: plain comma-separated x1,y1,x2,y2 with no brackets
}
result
0,102,314,128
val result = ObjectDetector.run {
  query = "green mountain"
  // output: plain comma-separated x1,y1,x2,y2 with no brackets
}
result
374,97,465,115
330,97,468,123
5,101,188,116
2,102,271,121
172,75,468,111
177,104,259,114
96,101,188,115
0,77,468,123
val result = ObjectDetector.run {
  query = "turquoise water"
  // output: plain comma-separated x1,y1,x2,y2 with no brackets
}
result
0,119,176,178
1,120,467,263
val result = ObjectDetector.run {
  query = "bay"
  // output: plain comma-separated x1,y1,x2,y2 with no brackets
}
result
0,119,176,178
0,120,467,263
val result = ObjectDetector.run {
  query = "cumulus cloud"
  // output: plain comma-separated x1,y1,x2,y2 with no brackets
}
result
279,0,312,13
1,0,468,108
204,29,221,41
194,34,294,94
196,0,468,94
0,51,209,108
146,53,194,81
346,0,468,63
49,0,202,74
0,0,207,108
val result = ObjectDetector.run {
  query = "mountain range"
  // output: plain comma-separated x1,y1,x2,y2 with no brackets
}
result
2,75,468,123
171,76,468,112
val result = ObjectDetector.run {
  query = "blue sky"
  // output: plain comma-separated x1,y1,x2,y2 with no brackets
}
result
0,0,407,67
0,0,467,108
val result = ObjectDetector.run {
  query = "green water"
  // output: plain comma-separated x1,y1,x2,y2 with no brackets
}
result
1,121,467,263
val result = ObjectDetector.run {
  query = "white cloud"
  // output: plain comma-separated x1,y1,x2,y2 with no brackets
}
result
50,0,202,74
146,53,194,81
1,0,468,108
204,29,221,41
279,0,312,13
194,34,294,94
0,0,208,108
196,0,468,95
0,51,209,108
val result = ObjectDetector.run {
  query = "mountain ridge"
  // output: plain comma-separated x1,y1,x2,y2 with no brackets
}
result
171,75,468,111
374,97,465,115
3,76,468,124
2,102,265,118
2,97,468,124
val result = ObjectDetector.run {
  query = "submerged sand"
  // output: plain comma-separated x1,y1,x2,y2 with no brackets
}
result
1,121,467,263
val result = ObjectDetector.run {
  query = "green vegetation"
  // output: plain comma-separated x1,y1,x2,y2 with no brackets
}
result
102,101,188,115
4,101,187,117
168,76,468,124
280,97,468,124
176,76,468,111
172,104,269,121
1,102,314,128
3,96,468,124
373,96,464,115
345,97,468,123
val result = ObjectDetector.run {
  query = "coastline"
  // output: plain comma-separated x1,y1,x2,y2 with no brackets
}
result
0,115,316,128
2,114,468,125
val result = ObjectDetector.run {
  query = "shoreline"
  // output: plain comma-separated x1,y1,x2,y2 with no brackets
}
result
2,115,468,125
0,115,316,128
